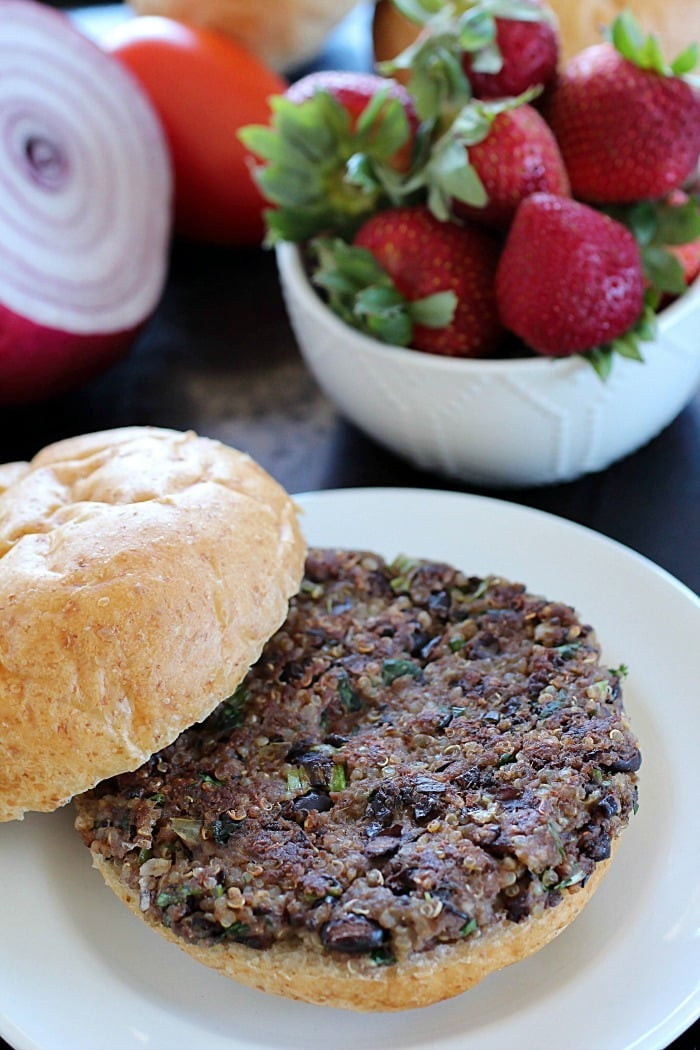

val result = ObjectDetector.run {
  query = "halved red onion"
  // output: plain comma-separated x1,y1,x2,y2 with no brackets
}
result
0,1,172,402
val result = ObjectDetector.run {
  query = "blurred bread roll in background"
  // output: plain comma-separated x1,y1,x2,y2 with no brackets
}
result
373,0,700,66
127,0,363,70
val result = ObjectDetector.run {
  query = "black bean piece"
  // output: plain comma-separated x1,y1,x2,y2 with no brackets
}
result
602,747,642,774
320,915,385,954
291,791,333,817
596,794,620,818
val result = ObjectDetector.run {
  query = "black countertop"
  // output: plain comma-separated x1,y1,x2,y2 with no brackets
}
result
0,4,698,1049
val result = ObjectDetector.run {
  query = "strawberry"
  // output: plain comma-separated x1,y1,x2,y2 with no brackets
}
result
313,206,504,357
547,13,700,204
284,71,419,172
445,98,570,227
660,191,700,288
381,0,559,121
670,239,700,287
495,193,646,361
462,0,559,100
239,71,419,242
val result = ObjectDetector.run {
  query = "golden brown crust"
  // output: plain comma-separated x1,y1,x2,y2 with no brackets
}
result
88,844,614,1010
0,427,305,821
126,0,361,70
372,0,700,66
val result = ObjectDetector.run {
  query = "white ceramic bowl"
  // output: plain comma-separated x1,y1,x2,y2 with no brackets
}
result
276,241,700,487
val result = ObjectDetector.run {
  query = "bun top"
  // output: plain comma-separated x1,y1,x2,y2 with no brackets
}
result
126,0,360,71
0,427,306,821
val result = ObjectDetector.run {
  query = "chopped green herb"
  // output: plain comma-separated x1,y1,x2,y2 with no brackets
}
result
329,764,347,792
388,554,419,592
212,683,250,732
149,792,165,805
553,870,586,891
460,917,478,937
286,767,310,793
156,884,202,908
554,641,583,659
467,578,489,600
609,663,630,678
496,752,517,768
199,771,225,787
539,698,564,717
137,848,152,865
370,946,397,966
548,821,566,861
338,673,362,711
300,579,324,599
381,658,422,685
224,921,250,940
448,637,465,652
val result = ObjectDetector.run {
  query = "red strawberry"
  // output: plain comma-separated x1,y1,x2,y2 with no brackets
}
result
547,14,700,204
450,101,570,228
285,70,419,172
495,193,645,356
670,240,700,286
663,192,700,287
349,206,504,357
240,71,419,241
463,0,559,99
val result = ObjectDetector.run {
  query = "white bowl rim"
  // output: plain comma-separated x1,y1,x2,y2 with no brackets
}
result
276,239,700,377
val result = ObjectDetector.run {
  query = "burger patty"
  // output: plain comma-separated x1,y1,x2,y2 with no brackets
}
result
75,548,640,967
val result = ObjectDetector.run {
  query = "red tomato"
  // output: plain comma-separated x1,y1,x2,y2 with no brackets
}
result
105,17,286,245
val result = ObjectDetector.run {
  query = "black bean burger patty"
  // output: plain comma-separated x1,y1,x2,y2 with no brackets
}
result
75,548,640,969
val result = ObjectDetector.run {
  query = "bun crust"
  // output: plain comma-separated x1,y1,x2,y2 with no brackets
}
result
126,0,360,71
88,846,613,1010
0,427,305,821
372,0,700,66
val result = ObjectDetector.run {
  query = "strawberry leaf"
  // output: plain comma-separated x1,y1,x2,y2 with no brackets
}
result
380,32,473,122
408,91,538,220
642,246,688,296
603,195,700,295
240,90,413,243
309,236,456,346
671,43,700,76
410,290,458,326
582,291,658,380
607,10,698,77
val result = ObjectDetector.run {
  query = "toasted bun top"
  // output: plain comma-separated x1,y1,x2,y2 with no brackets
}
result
125,0,360,71
0,427,305,821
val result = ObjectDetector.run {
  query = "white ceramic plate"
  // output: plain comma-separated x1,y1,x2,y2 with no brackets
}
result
1,489,698,1050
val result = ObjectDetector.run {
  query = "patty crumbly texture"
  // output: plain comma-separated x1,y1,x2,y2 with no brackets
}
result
75,549,640,997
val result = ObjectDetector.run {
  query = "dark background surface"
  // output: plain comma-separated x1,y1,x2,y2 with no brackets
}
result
0,3,698,1048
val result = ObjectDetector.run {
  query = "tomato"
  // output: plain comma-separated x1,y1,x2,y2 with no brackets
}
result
104,17,286,245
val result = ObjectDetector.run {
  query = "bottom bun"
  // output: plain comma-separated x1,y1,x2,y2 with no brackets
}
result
88,847,612,1010
75,551,639,1012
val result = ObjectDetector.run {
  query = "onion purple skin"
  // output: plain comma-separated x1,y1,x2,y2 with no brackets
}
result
0,304,145,405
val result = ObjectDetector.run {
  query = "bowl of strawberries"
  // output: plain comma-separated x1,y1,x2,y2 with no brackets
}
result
242,2,700,487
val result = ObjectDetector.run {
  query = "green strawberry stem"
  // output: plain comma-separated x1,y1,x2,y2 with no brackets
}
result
310,237,456,346
607,10,699,77
584,290,659,380
239,89,413,244
604,195,700,296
